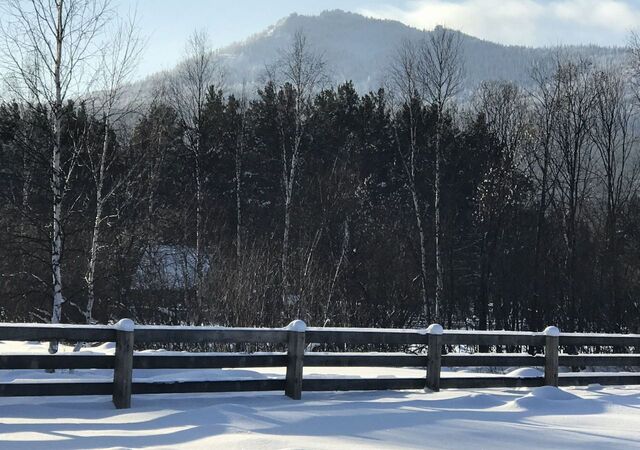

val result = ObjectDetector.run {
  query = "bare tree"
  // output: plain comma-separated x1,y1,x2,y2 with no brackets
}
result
591,67,639,328
631,32,640,105
171,29,223,324
389,39,430,322
81,13,144,324
269,30,326,306
528,60,563,329
1,0,110,350
472,80,531,330
418,27,464,321
233,84,248,261
550,57,598,331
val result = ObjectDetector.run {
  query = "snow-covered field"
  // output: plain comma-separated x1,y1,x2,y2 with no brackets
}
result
1,341,640,449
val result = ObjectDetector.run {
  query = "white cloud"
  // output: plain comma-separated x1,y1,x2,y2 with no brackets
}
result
360,0,640,47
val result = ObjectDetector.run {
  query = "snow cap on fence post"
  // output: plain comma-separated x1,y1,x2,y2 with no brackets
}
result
115,318,135,332
543,326,560,337
426,323,443,335
286,320,306,333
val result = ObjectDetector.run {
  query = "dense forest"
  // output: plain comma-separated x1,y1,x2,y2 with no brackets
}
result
1,1,640,335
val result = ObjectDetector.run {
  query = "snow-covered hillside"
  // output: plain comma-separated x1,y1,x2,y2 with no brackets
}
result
136,10,625,96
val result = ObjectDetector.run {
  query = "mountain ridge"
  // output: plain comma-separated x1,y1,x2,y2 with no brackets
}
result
136,9,627,97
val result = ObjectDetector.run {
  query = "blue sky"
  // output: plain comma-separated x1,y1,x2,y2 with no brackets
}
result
121,0,640,78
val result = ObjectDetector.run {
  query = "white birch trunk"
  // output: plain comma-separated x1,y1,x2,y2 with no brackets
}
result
49,2,64,354
84,118,109,324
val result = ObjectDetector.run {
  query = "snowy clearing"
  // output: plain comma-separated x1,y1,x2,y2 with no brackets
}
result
1,341,640,449
1,385,640,449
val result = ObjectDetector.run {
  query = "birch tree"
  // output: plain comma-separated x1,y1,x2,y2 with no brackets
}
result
551,58,597,331
0,0,110,350
82,14,143,324
171,30,222,324
389,39,430,322
631,32,640,105
528,60,562,328
418,27,464,321
472,81,530,330
270,30,326,305
591,68,639,328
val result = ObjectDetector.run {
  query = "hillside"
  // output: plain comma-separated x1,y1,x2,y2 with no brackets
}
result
210,10,625,95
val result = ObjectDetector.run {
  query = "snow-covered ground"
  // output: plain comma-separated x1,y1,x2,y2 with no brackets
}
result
1,341,640,449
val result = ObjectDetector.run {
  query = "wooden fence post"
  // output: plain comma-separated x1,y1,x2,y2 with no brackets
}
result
544,326,559,387
113,319,134,409
426,324,443,392
285,320,306,400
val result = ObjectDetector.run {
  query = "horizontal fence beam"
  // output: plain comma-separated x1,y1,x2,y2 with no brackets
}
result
303,378,426,391
0,324,115,342
559,355,640,367
0,382,113,396
442,355,544,367
559,335,640,346
305,329,429,345
132,379,285,394
133,354,288,369
0,354,114,370
440,377,545,389
442,332,545,346
133,327,289,344
558,375,640,386
304,354,427,367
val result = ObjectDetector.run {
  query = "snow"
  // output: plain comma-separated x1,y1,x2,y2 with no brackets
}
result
505,367,544,378
426,323,444,335
1,385,639,449
285,320,306,332
114,319,135,332
1,341,640,448
544,326,560,337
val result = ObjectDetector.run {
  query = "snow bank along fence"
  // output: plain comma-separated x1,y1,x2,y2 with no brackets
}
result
1,320,640,409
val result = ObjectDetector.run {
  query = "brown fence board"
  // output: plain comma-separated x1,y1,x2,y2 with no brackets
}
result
304,354,427,367
305,329,429,345
303,378,425,391
132,379,285,394
133,354,288,369
133,327,288,344
440,377,545,389
442,332,544,346
0,354,114,369
558,375,640,386
0,382,113,396
559,355,640,367
442,355,544,367
0,324,115,342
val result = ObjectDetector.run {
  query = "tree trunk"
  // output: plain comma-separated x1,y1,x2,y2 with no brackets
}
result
410,186,429,322
194,139,203,325
235,134,243,260
434,108,444,322
85,118,110,324
49,2,64,354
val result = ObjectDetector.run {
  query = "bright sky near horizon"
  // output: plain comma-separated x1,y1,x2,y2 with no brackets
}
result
121,0,640,78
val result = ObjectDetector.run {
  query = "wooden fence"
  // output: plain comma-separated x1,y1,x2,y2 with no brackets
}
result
1,320,640,409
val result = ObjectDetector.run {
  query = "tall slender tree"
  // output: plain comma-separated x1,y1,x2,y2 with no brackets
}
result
1,0,110,351
171,29,222,324
418,27,464,322
269,30,326,306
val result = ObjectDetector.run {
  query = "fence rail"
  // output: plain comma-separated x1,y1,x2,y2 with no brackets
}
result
1,321,640,408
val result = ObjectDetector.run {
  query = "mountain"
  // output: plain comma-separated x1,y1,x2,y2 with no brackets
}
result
139,10,627,97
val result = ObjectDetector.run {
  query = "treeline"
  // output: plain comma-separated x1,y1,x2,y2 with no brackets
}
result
1,2,640,333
